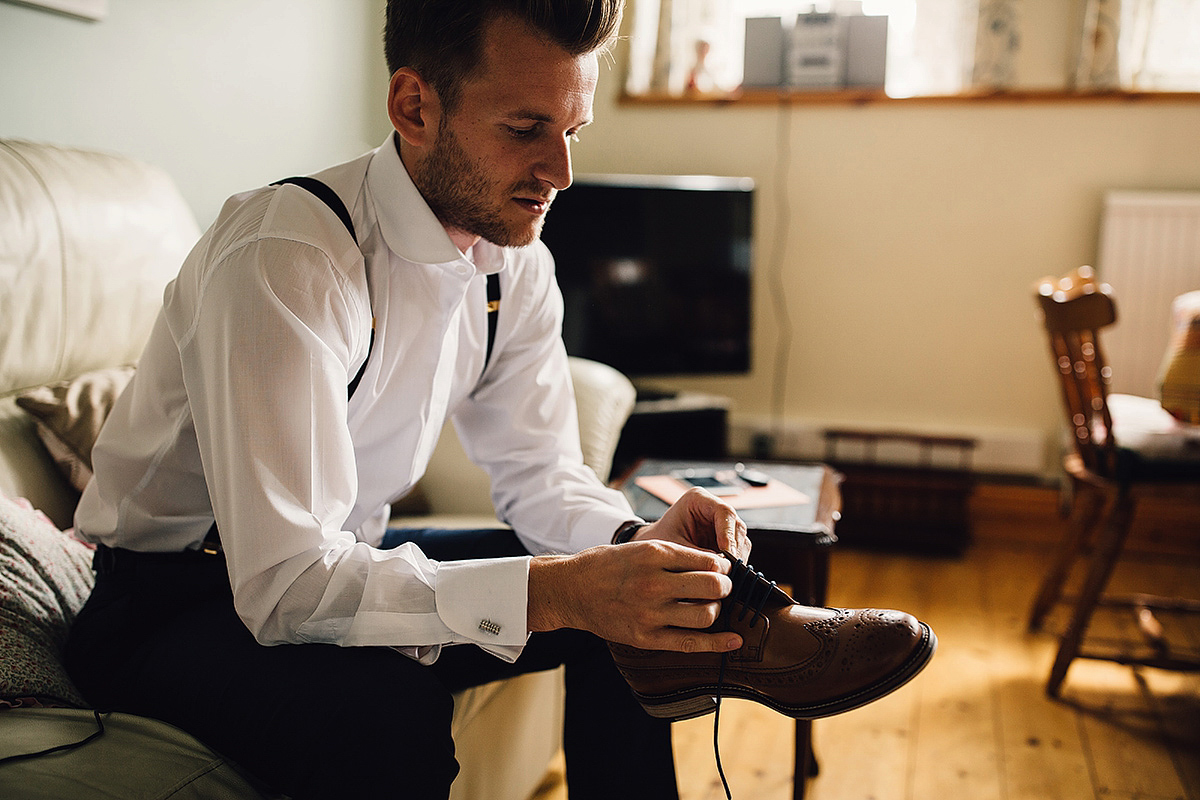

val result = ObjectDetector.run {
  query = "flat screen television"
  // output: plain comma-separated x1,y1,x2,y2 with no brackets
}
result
540,173,754,379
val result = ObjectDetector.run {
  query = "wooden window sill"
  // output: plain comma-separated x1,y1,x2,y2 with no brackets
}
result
620,88,1200,107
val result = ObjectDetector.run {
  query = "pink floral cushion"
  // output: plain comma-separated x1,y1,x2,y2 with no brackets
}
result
0,493,95,708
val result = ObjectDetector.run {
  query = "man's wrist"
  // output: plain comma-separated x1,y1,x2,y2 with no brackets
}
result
612,520,648,545
528,554,573,632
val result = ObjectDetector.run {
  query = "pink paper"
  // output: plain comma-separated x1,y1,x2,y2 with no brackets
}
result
634,474,811,510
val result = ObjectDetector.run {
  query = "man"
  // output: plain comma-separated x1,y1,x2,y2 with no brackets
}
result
66,2,932,798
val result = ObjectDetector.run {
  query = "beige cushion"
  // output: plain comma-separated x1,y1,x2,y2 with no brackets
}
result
0,398,77,530
15,366,135,492
1158,291,1200,425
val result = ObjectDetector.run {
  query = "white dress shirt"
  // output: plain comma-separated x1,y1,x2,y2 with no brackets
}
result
75,134,636,664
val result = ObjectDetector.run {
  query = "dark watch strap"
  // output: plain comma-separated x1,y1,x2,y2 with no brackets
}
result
612,521,648,545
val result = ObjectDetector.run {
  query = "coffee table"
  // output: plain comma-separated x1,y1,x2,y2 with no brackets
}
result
616,458,842,800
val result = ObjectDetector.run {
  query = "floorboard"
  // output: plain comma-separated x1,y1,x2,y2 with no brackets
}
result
530,541,1200,800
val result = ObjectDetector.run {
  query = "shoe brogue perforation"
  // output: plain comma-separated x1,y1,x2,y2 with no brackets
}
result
834,609,922,675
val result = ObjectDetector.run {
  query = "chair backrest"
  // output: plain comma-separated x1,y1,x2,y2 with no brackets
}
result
1033,266,1121,480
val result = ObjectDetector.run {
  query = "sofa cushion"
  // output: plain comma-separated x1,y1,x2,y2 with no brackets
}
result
1158,290,1200,425
0,492,95,708
0,708,271,799
15,366,135,493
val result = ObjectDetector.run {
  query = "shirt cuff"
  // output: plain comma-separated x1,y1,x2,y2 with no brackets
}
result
434,556,530,660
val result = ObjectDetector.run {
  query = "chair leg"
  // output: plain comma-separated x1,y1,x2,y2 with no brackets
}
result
1046,490,1136,697
1029,483,1106,632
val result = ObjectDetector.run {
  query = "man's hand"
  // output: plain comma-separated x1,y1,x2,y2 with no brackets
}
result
632,487,750,562
527,540,742,653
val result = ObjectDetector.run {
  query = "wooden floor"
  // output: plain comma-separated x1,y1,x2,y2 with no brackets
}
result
531,539,1200,800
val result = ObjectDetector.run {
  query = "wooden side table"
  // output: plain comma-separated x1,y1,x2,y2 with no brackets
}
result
617,459,842,800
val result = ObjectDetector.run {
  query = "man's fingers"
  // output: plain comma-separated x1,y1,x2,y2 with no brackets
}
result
642,538,729,575
663,569,732,602
714,509,749,560
665,487,750,560
680,599,724,630
649,629,743,654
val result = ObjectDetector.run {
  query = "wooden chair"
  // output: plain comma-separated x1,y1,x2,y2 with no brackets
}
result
1027,266,1200,697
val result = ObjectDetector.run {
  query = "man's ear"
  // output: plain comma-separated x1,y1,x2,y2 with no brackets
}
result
388,67,439,147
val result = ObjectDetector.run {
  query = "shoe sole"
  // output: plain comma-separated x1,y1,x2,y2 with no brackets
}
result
630,622,938,722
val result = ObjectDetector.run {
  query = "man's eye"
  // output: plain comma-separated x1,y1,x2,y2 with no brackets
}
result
507,126,538,139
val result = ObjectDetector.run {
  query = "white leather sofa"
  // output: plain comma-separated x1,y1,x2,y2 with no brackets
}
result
0,139,636,800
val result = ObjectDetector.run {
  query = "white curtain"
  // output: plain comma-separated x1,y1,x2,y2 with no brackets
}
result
626,0,1002,98
971,0,1020,89
886,0,981,96
1074,0,1200,90
625,0,739,95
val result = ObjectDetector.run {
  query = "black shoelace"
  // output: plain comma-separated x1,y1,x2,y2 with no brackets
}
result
713,557,778,799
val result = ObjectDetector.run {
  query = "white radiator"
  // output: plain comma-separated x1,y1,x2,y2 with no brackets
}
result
1096,190,1200,398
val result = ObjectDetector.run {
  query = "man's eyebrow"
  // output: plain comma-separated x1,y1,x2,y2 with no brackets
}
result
507,110,594,128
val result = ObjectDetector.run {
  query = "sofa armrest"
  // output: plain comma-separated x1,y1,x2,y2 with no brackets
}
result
413,357,636,519
568,356,637,484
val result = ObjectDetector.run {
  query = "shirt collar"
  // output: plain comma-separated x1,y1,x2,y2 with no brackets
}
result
366,132,470,267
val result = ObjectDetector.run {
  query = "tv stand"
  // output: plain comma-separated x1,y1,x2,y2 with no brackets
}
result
612,390,730,478
634,386,679,402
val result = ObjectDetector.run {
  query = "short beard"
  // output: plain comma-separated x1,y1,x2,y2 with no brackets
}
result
412,119,545,248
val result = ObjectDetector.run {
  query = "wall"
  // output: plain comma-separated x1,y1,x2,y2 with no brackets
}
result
0,0,392,229
3,0,1197,477
571,11,1200,477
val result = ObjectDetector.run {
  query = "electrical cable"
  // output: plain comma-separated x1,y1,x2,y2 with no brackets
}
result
767,101,795,450
0,708,106,766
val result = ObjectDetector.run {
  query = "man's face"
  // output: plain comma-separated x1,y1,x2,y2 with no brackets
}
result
411,15,599,248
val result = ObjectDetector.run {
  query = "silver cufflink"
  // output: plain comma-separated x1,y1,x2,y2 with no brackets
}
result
479,619,502,636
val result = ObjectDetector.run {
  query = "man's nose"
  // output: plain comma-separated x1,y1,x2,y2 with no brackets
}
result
535,136,573,191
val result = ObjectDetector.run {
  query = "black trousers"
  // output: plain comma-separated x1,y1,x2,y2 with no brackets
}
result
64,529,679,800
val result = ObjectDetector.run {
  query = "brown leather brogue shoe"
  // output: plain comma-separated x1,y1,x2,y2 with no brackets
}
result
608,555,936,721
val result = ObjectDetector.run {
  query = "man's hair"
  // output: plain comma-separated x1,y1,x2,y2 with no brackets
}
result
384,0,624,113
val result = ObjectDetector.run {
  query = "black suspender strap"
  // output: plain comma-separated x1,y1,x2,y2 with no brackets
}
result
484,272,501,375
271,176,358,245
270,176,373,400
345,325,376,401
269,177,501,395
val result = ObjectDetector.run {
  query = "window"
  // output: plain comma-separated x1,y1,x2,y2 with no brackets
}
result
623,0,1200,100
1079,0,1200,90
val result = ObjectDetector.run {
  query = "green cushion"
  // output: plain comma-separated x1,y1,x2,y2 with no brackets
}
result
0,708,269,799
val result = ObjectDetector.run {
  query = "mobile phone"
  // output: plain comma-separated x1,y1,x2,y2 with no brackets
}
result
670,468,743,496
